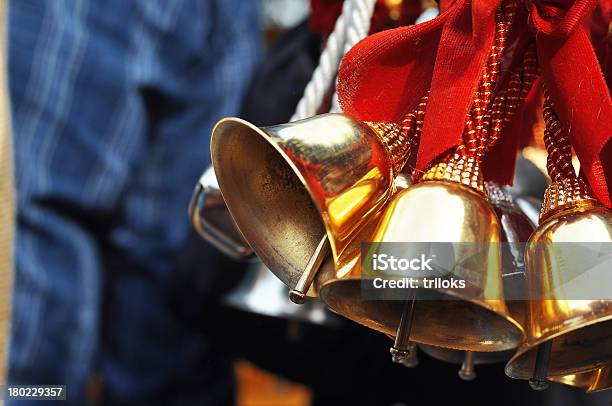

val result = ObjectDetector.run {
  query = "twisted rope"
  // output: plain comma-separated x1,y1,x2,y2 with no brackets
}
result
293,1,441,119
330,0,377,112
292,0,354,120
292,0,376,120
543,92,576,182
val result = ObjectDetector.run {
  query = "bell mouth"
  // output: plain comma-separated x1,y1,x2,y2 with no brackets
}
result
506,313,612,379
211,118,325,291
549,370,594,390
319,279,524,352
419,344,515,365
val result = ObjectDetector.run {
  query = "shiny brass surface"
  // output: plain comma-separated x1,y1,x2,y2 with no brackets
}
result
317,181,524,351
211,114,406,294
505,203,612,380
420,344,516,366
589,367,612,392
550,370,594,391
550,366,612,393
419,186,535,367
421,153,486,195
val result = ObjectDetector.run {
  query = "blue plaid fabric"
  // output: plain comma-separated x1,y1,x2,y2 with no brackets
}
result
8,0,260,404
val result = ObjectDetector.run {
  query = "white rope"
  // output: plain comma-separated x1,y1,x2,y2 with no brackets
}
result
292,0,376,121
415,5,439,24
291,0,353,121
293,0,439,118
330,2,439,112
329,0,377,112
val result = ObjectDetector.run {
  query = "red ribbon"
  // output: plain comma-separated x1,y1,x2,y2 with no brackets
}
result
337,0,612,207
309,0,424,36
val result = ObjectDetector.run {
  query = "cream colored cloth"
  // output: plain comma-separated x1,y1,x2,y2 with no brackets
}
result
0,0,13,386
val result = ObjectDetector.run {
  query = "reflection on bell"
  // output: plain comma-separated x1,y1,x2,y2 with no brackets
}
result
419,183,535,379
588,367,612,393
551,366,612,393
488,183,537,326
188,166,255,261
211,114,410,300
505,178,612,385
317,163,525,352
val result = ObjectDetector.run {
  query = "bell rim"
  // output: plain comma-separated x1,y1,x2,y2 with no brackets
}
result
505,310,612,379
211,117,314,211
211,115,396,283
318,277,525,352
548,371,594,391
418,343,515,365
210,117,330,295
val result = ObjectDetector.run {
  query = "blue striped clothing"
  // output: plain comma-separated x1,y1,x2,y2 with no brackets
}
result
8,1,260,403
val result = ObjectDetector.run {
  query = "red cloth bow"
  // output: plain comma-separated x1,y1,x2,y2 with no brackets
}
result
337,0,612,207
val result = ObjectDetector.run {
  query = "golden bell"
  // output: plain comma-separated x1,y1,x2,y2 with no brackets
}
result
419,183,535,379
550,366,612,393
211,114,410,301
316,154,525,353
505,178,612,388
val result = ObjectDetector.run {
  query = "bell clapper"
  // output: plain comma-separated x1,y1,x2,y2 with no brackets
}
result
458,351,477,381
401,343,419,368
529,341,552,391
289,235,330,304
390,294,417,364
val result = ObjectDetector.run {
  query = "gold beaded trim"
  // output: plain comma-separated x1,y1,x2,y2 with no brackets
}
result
419,152,486,195
540,178,600,222
366,121,410,176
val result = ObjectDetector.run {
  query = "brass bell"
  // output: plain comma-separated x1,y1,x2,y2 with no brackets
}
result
505,95,612,390
551,366,612,393
211,114,410,303
420,183,536,380
316,153,525,354
505,177,612,388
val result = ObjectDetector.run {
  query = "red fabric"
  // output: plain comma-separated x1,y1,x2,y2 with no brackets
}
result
309,0,425,36
592,1,611,89
309,0,344,35
337,0,612,207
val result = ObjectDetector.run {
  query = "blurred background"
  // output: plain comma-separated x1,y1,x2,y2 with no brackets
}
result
3,0,612,405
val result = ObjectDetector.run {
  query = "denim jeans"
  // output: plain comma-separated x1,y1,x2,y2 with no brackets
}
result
8,0,260,404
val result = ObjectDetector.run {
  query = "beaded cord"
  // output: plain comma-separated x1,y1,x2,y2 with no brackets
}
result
419,0,538,191
383,0,539,183
542,92,576,182
538,89,598,220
